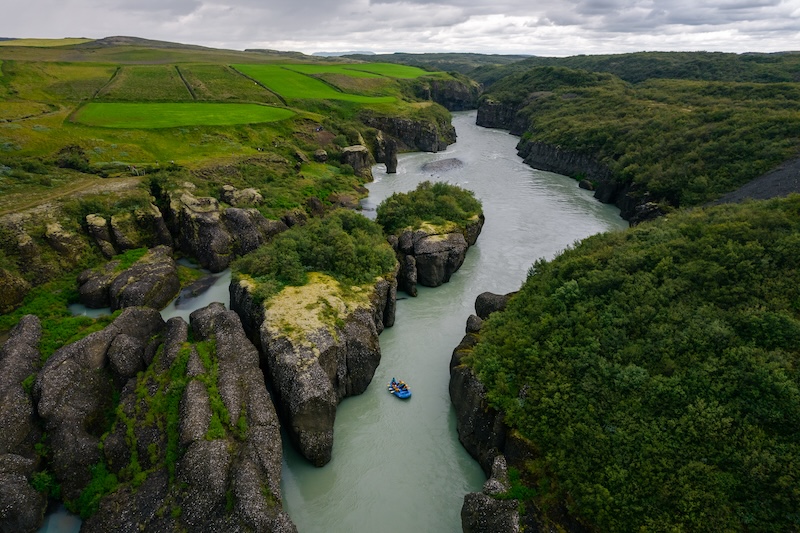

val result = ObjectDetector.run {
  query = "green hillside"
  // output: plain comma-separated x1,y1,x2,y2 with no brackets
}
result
466,196,800,531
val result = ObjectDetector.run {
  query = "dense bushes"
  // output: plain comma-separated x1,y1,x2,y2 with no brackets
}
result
232,209,396,302
465,196,800,531
485,66,800,209
376,181,482,235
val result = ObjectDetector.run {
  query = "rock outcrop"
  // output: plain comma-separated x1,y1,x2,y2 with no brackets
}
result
413,77,481,111
86,204,173,259
0,268,31,315
0,315,47,533
231,272,397,466
162,189,288,272
392,215,484,296
82,303,295,533
341,145,373,179
461,455,520,533
451,293,590,532
78,245,181,311
220,184,264,207
33,307,166,500
362,114,456,154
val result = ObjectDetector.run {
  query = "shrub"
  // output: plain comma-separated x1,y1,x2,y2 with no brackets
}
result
233,209,396,302
376,181,482,235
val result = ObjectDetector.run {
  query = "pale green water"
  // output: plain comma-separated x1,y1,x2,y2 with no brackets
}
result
281,111,628,532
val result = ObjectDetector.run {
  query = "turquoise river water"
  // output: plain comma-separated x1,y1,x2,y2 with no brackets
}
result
41,110,626,533
280,111,627,532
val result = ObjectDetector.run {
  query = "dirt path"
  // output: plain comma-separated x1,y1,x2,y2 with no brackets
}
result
0,176,141,217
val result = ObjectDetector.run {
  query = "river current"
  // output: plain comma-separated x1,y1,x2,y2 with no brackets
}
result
280,111,627,532
41,110,625,533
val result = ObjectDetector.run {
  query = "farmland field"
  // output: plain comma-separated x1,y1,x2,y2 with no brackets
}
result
72,102,295,128
232,64,395,103
345,63,441,78
95,65,193,101
285,64,384,78
178,64,282,103
0,38,94,47
0,101,54,121
0,62,117,101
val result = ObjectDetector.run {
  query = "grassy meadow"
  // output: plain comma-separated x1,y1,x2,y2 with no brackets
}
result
232,64,396,103
0,38,95,47
96,65,193,101
72,102,296,128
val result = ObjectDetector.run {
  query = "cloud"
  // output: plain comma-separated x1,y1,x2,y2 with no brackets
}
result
4,0,800,55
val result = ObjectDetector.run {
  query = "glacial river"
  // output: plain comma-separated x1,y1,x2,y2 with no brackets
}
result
280,111,627,532
44,111,626,533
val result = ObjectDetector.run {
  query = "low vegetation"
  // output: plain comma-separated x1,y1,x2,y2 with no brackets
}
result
232,209,396,303
72,102,296,128
465,195,800,531
376,180,482,235
482,65,800,208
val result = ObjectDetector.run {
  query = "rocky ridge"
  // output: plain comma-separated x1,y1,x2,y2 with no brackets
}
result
450,292,589,533
77,245,181,311
0,315,47,533
390,215,485,296
231,271,397,467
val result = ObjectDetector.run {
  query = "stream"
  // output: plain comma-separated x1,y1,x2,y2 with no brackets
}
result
280,111,627,532
41,110,626,533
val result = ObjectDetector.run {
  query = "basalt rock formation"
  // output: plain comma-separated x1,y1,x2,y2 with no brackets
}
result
161,188,288,272
86,203,173,259
450,293,589,533
461,455,520,533
33,307,166,501
0,315,47,533
82,303,295,532
341,145,374,179
412,77,482,112
78,245,181,311
391,215,484,296
231,272,397,467
363,114,456,154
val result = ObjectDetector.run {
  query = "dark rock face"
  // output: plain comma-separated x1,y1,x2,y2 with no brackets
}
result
0,315,47,533
0,268,31,315
476,99,528,134
82,303,295,532
341,145,374,179
78,245,181,311
33,307,166,500
474,291,514,320
392,215,484,296
86,204,173,259
461,455,520,533
414,78,481,111
362,115,456,153
385,138,398,174
164,189,288,272
231,274,397,467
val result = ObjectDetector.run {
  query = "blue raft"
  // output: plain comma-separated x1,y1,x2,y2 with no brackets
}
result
388,377,411,399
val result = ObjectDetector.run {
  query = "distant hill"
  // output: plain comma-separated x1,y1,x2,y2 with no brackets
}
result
313,51,375,57
344,52,530,74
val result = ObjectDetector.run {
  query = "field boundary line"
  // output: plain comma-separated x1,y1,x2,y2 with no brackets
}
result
175,65,197,100
228,65,287,105
93,66,120,99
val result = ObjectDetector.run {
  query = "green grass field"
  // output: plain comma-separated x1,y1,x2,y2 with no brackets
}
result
72,102,295,128
96,65,193,101
232,64,395,103
0,38,94,47
177,64,282,103
344,63,439,78
284,64,384,78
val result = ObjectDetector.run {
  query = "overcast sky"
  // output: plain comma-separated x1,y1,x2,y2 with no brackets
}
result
5,0,800,56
